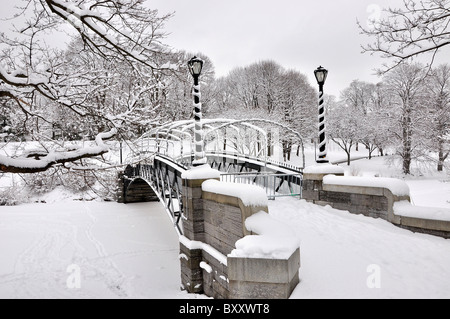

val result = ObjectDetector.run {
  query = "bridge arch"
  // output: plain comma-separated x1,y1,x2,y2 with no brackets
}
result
124,177,159,203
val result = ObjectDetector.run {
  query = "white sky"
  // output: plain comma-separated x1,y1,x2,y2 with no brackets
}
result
1,0,449,97
148,0,408,97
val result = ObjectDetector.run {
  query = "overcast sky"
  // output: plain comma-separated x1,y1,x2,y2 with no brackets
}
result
148,0,407,97
1,0,447,97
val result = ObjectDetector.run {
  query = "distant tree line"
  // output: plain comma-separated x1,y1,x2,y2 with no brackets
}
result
329,63,450,174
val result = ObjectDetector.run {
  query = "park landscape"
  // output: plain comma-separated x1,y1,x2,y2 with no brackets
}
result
0,0,449,300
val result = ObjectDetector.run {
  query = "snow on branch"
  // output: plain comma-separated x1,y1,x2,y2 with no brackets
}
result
44,0,175,71
359,0,450,73
0,128,116,173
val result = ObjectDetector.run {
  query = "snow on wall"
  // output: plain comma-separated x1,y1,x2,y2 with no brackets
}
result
394,201,450,222
179,235,227,266
201,180,268,207
199,261,212,274
323,175,410,197
181,164,220,180
229,211,300,260
303,164,345,175
178,253,188,261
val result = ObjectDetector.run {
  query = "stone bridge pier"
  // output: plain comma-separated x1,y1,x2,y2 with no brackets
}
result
117,165,159,203
117,161,301,299
179,165,300,299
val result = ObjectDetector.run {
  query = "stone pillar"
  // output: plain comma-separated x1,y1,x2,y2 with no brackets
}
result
179,165,221,294
182,177,219,242
228,248,300,299
302,164,345,203
179,239,203,294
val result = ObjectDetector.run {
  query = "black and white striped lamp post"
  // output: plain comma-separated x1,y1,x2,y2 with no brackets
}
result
314,66,329,164
188,56,206,166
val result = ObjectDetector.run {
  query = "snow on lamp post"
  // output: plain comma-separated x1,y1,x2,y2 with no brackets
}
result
188,56,206,166
314,66,329,164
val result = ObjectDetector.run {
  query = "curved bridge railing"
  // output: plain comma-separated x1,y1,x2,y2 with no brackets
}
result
122,154,187,235
121,151,303,235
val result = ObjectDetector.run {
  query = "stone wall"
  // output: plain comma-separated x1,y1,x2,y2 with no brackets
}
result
180,173,300,299
302,167,450,239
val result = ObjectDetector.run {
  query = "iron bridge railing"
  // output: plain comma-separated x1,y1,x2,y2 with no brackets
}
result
220,172,303,200
123,153,303,236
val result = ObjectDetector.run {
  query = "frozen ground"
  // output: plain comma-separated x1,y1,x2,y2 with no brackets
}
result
271,198,450,299
0,200,205,299
1,181,450,299
0,141,449,299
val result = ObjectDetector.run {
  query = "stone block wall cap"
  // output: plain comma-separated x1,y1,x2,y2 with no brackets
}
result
181,164,221,180
303,164,345,175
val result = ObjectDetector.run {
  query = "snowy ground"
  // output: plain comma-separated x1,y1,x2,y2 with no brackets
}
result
1,193,449,299
0,199,205,299
1,141,449,299
271,198,450,299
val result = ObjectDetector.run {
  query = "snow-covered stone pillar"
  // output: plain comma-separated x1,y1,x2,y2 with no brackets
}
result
179,164,301,298
179,165,221,294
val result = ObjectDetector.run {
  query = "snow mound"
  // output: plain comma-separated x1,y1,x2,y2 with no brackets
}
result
394,201,450,222
323,175,410,197
181,164,221,180
202,180,268,207
229,212,300,259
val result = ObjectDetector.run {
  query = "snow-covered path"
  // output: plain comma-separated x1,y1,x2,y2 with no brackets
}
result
1,196,450,299
0,201,199,299
268,198,450,299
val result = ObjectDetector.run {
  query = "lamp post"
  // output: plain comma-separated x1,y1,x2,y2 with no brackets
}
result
188,56,206,166
314,66,329,164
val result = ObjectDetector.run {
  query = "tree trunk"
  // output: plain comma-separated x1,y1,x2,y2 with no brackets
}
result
438,151,444,172
402,100,412,175
437,137,448,172
403,154,411,175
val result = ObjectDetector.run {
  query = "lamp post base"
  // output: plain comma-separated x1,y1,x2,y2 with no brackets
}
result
316,158,329,164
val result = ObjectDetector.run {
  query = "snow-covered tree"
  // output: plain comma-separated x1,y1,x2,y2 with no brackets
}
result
209,60,316,161
340,80,377,115
328,103,363,166
161,51,216,122
426,64,450,171
0,0,175,173
382,62,429,175
359,0,450,73
340,80,378,151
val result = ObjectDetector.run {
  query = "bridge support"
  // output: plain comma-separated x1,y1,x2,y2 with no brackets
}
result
117,169,159,204
179,165,300,299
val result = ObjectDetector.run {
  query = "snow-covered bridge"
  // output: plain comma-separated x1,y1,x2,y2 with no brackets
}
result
115,119,306,299
118,119,305,236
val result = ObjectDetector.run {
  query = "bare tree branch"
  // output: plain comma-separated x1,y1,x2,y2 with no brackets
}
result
359,0,450,73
